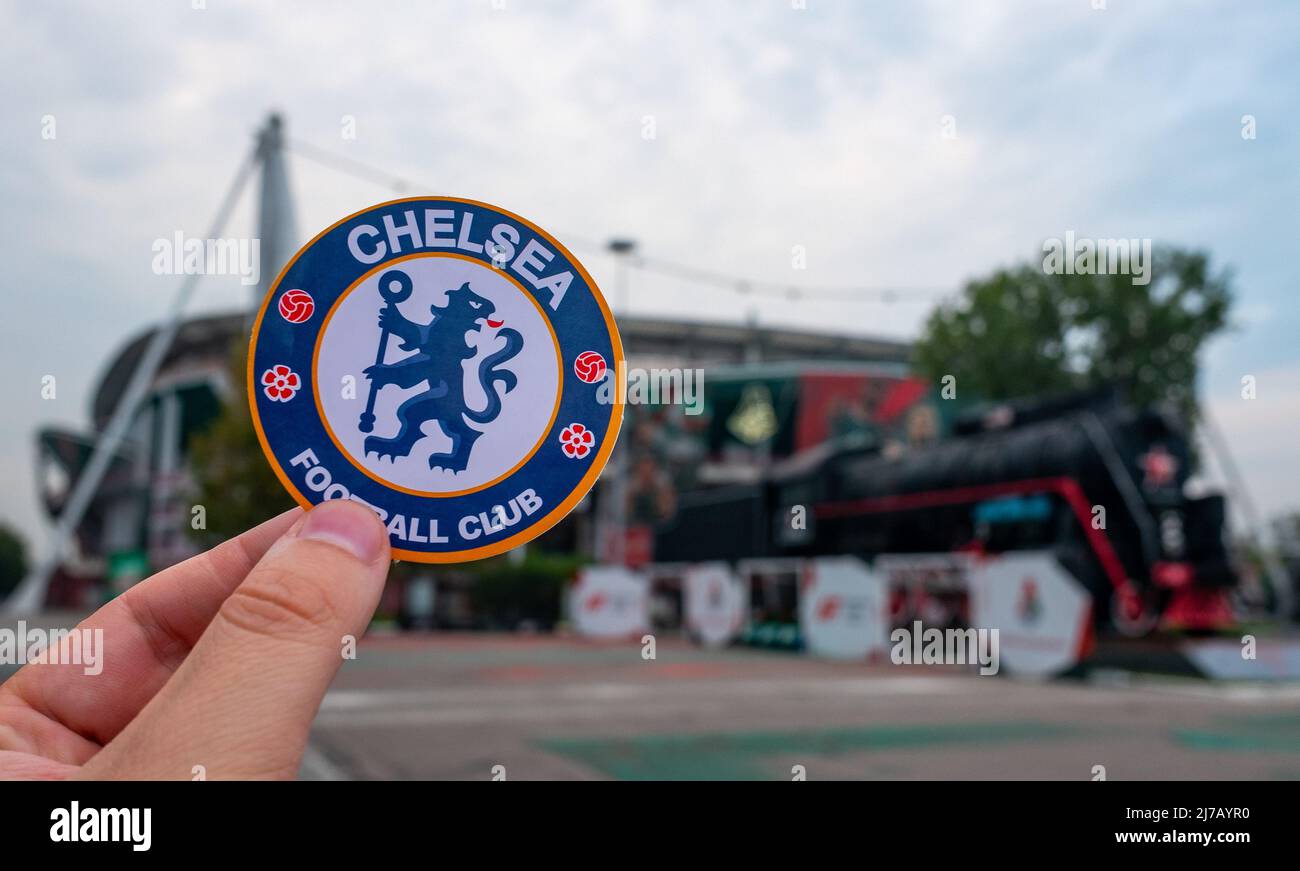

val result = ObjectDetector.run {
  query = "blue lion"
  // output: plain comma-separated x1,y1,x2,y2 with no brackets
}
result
362,282,523,472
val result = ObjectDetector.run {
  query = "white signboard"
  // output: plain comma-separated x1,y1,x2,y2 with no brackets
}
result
799,557,888,660
683,563,748,647
968,551,1090,677
571,566,649,639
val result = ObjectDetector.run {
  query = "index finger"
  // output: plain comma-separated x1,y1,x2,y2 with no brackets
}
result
1,508,302,749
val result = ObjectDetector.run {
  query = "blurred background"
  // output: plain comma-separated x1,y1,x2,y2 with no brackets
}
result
2,0,1300,779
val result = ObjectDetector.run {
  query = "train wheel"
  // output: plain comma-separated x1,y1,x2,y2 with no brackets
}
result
1110,581,1159,637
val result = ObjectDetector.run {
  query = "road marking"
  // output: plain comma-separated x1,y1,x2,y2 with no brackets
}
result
315,675,975,729
1089,671,1300,702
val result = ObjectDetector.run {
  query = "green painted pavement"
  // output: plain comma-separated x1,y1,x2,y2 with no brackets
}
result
1175,713,1300,755
540,721,1077,780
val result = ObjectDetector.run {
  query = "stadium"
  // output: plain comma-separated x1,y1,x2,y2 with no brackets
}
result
3,2,1299,807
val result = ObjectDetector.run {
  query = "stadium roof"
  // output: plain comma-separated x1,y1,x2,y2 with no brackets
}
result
90,311,913,429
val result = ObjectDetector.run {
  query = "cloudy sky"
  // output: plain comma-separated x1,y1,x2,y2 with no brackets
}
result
1,0,1298,557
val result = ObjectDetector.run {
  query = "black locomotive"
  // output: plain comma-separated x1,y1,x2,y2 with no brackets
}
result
654,389,1237,635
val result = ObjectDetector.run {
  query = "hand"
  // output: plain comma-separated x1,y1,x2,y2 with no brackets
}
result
378,306,408,335
0,500,390,780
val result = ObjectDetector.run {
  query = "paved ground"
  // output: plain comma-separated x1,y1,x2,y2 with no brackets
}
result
305,633,1300,780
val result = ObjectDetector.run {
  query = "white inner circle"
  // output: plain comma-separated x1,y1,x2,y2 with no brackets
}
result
316,256,559,493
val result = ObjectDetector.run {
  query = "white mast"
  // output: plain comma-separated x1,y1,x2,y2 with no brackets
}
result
253,113,297,313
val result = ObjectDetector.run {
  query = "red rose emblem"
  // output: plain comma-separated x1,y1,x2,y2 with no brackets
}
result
261,364,301,402
559,422,595,458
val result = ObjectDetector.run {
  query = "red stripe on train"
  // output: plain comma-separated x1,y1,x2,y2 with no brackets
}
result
813,476,1129,593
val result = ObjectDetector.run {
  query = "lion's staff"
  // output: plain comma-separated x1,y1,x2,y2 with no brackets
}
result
359,269,414,433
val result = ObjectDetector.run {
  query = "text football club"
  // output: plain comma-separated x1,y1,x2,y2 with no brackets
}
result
248,196,623,562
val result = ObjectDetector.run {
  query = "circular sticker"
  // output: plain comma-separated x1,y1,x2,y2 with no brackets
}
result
248,196,623,562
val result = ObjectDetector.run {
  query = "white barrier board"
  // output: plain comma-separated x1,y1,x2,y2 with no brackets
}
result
684,562,748,647
571,565,649,639
968,551,1090,677
799,556,888,660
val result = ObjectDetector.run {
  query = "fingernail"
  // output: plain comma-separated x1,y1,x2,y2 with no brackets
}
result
297,501,386,562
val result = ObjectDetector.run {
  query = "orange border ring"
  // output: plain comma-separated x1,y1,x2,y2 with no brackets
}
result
247,196,624,563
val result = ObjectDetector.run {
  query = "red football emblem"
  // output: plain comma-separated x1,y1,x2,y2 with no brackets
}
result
574,351,607,384
278,289,315,323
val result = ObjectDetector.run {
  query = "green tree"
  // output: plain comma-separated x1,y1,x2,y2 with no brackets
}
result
0,522,28,597
188,341,297,544
913,247,1233,416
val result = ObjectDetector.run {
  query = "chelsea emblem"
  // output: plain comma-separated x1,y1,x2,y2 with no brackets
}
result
248,197,623,562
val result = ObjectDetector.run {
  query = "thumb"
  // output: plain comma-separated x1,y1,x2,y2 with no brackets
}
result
80,500,390,780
